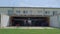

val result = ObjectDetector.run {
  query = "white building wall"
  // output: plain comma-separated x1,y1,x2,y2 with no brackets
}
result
50,16,60,27
45,9,60,16
1,14,9,27
3,8,12,14
0,8,12,15
13,8,44,15
0,8,60,16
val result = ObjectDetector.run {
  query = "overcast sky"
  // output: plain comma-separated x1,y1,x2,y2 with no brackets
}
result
0,0,60,7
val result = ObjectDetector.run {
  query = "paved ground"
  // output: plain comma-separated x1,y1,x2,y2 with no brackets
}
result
0,27,57,29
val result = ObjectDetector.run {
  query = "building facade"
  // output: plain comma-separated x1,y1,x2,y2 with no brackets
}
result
0,7,60,27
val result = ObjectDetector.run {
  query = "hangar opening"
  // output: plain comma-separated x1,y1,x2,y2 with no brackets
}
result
9,16,49,27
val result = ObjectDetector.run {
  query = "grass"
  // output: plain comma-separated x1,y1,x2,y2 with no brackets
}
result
0,29,60,34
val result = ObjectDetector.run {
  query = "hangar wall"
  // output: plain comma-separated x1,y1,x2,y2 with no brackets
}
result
50,16,60,27
0,7,60,28
1,14,9,27
0,7,60,16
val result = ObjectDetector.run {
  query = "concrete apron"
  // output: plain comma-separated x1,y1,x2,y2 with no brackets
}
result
0,27,56,29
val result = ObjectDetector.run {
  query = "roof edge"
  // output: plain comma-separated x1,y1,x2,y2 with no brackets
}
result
0,7,60,9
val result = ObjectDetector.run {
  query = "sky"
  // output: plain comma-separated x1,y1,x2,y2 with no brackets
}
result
0,0,60,7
